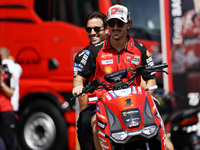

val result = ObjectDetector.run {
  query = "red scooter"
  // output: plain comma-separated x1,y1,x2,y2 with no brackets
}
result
72,63,169,150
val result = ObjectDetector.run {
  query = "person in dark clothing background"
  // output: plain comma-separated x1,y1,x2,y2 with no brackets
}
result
0,54,17,150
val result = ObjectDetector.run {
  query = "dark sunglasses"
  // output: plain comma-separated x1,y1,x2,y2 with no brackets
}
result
85,26,104,33
107,20,125,28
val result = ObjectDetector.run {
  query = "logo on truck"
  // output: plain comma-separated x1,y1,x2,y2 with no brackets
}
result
16,47,41,65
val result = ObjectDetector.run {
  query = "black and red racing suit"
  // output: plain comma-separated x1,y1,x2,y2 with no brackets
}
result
78,35,156,97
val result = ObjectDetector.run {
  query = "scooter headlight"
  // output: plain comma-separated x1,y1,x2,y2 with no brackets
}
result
111,131,128,141
142,125,157,135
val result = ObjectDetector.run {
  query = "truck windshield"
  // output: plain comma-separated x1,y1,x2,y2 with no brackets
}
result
34,0,99,27
113,0,161,42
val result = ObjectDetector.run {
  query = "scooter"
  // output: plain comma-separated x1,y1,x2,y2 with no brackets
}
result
71,63,169,150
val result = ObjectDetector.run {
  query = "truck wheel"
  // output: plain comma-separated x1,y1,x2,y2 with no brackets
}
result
16,100,68,150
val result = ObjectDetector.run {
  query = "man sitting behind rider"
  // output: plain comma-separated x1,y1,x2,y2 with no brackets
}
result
74,11,108,150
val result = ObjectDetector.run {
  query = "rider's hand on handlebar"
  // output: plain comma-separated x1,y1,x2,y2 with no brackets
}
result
72,85,85,96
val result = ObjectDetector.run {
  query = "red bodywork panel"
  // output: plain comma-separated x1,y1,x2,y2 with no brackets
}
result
96,86,165,149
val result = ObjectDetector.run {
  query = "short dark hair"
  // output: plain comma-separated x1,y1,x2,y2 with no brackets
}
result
85,11,107,28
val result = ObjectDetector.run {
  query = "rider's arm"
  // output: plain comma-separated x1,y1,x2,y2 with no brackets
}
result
142,77,159,104
144,78,156,94
0,72,14,98
139,44,156,94
72,47,95,96
1,82,14,98
72,74,88,111
72,74,86,96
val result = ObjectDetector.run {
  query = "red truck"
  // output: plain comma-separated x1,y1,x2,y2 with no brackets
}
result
0,0,162,149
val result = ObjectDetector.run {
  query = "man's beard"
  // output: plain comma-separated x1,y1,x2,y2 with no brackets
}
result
111,30,126,41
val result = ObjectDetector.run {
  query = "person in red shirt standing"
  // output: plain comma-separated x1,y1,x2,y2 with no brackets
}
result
0,55,17,150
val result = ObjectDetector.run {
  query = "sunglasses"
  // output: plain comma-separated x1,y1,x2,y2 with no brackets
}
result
85,26,104,33
107,20,125,28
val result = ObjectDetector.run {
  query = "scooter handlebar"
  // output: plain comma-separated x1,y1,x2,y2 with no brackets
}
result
70,79,100,101
145,63,168,70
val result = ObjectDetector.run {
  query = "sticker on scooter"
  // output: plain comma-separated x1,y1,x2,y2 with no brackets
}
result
121,108,141,128
109,91,117,99
132,86,137,95
96,103,100,113
125,98,133,107
97,119,107,131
